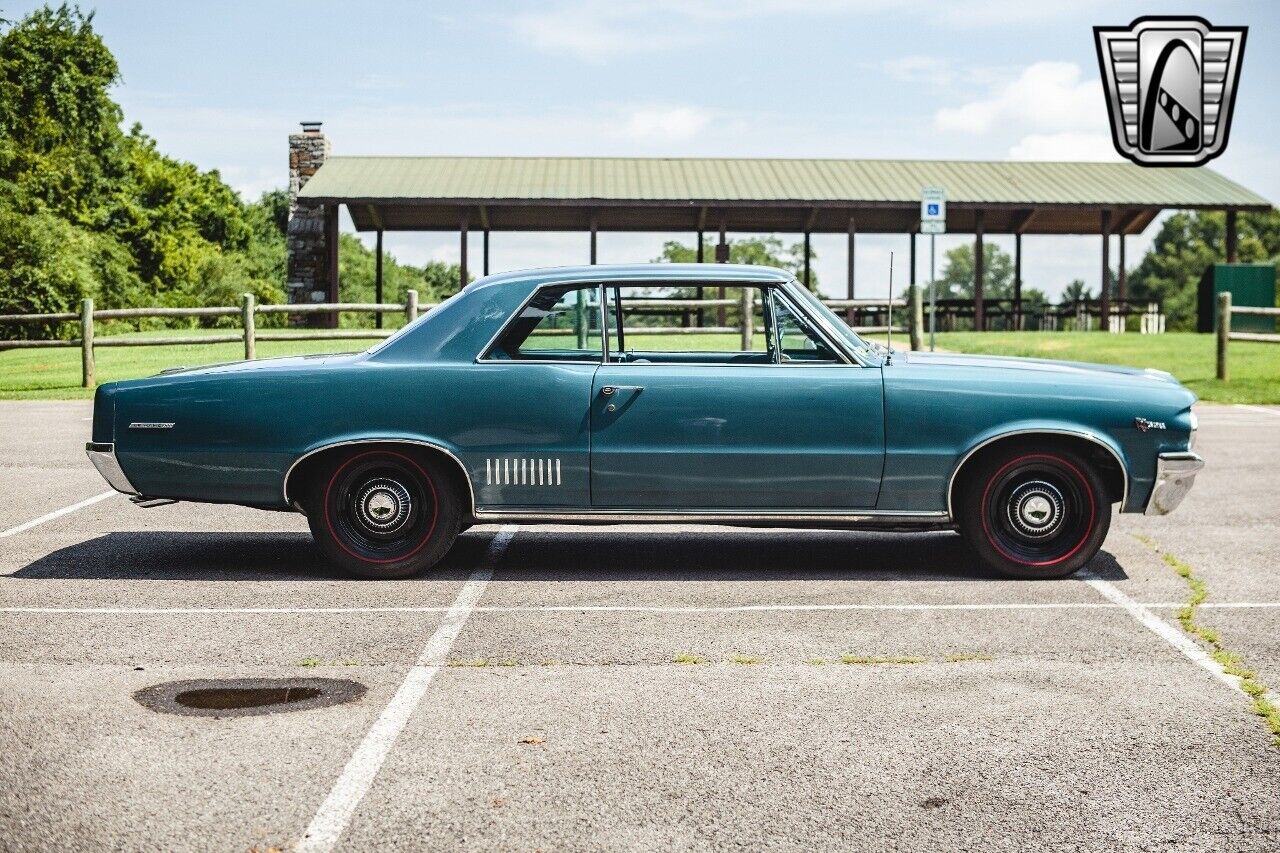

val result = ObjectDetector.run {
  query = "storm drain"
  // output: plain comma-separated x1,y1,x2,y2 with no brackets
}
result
134,677,365,719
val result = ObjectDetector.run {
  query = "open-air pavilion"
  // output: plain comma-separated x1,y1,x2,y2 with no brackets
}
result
287,123,1271,329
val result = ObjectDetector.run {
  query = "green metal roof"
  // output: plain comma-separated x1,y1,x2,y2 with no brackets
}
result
301,156,1268,207
298,156,1271,235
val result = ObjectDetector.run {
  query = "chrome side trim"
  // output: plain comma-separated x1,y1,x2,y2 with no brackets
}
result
472,508,950,526
85,442,139,495
1144,451,1204,516
945,428,1131,517
281,438,477,514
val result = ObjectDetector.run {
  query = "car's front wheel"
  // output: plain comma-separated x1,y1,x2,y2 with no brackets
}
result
957,447,1110,579
305,448,462,579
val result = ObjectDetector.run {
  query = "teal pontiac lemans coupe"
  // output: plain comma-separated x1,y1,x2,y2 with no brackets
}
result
86,264,1203,580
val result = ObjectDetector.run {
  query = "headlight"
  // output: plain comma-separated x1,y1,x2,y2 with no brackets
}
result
1188,411,1198,451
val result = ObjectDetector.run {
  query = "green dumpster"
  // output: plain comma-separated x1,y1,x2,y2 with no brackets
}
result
1198,263,1277,333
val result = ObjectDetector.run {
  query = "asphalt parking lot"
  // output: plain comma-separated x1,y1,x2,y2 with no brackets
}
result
1,401,1278,852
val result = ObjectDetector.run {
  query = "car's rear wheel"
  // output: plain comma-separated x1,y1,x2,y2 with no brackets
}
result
305,448,461,579
957,447,1110,579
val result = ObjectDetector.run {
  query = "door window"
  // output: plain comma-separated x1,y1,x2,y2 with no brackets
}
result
485,284,604,361
603,284,769,364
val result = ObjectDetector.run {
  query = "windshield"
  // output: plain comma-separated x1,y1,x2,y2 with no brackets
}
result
783,280,880,364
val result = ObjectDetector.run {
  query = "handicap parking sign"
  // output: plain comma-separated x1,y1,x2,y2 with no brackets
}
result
926,203,939,216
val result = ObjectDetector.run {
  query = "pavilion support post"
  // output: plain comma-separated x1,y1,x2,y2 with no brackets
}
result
803,231,811,289
589,215,598,265
695,228,704,327
483,229,490,277
324,204,339,329
1225,209,1238,263
459,218,469,291
846,216,856,326
1014,233,1022,331
717,218,727,326
1118,232,1127,307
374,229,384,329
1100,210,1112,332
973,210,985,331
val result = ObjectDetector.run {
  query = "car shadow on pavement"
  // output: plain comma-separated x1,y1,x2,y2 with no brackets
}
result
10,528,1128,583
10,530,491,581
494,528,1130,583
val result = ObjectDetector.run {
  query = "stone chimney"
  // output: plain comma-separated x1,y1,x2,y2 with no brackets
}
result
286,121,335,323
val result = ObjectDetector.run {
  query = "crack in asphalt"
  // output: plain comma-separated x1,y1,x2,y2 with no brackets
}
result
1133,533,1280,747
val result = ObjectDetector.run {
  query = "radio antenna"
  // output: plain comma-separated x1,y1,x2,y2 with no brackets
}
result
885,251,895,360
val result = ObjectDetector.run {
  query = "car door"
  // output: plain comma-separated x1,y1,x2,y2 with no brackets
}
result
589,284,884,509
471,281,605,508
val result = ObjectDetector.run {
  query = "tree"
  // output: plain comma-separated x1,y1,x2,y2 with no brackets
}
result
1061,279,1092,304
1128,209,1280,330
936,243,1014,301
653,236,819,291
0,4,124,224
336,236,467,326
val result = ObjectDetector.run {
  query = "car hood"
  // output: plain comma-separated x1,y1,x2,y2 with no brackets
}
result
900,350,1181,384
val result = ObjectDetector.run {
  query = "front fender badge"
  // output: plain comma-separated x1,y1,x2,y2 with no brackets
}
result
1135,417,1167,432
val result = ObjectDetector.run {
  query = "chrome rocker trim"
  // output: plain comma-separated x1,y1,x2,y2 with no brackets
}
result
1144,451,1204,516
85,442,139,496
471,508,952,530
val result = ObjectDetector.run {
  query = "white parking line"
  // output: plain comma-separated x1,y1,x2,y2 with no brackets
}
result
3,601,1278,615
297,525,517,853
1234,404,1280,418
0,491,116,539
1081,571,1275,699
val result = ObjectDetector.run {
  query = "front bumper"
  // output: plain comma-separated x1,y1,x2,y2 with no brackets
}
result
85,442,138,496
1144,451,1204,516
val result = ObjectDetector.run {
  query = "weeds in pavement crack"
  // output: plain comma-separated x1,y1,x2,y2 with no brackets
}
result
1134,534,1280,746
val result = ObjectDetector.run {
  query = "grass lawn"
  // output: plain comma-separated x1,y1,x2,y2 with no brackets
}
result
1,328,1276,404
935,332,1280,404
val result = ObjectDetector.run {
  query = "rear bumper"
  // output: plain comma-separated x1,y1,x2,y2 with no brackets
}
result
85,442,139,496
1144,451,1204,516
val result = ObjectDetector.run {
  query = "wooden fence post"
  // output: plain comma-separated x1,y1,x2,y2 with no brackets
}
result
406,289,419,324
909,285,923,351
1216,291,1231,382
80,297,95,388
740,287,753,351
241,293,256,360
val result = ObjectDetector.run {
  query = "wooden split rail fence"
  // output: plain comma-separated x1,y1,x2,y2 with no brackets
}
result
1215,292,1280,381
0,287,921,388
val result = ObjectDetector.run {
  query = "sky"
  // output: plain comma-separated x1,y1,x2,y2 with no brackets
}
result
8,0,1278,299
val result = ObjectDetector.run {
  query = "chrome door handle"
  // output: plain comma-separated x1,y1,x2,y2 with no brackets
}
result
600,385,643,397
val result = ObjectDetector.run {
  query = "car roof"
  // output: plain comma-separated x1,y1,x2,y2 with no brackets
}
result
464,263,795,294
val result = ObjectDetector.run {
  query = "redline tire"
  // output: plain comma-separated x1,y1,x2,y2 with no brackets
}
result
957,448,1110,580
305,448,462,579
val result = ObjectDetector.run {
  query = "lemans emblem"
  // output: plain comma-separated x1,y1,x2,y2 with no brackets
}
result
1094,16,1247,167
1134,417,1166,432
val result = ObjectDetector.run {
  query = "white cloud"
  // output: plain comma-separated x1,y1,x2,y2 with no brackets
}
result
1009,132,1119,162
882,55,951,84
620,107,711,142
507,4,700,63
935,61,1101,135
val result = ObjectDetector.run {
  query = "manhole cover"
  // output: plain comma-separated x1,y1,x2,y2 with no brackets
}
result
134,678,365,718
